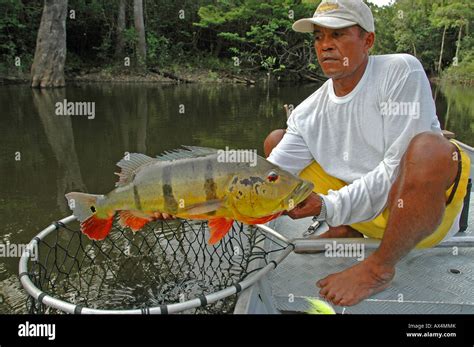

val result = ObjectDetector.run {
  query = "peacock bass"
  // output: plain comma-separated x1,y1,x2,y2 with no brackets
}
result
65,146,314,244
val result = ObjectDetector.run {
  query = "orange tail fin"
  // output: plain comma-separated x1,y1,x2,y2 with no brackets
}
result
81,215,114,241
118,211,152,232
208,218,234,245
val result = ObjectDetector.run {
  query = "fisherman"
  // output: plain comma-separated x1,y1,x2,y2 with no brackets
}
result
263,0,470,306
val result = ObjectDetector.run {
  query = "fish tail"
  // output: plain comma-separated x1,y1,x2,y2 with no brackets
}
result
65,192,113,240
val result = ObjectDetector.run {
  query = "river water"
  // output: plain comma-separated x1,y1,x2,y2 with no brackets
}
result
0,82,472,313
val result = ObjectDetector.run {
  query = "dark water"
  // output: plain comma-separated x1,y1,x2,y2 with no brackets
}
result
0,82,472,313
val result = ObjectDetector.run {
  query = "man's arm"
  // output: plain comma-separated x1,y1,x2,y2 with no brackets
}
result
267,113,314,175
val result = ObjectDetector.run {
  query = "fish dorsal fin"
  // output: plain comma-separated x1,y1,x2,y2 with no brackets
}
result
115,153,157,187
156,146,218,161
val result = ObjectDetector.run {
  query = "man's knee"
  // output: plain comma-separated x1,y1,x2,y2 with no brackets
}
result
402,132,458,187
264,129,286,157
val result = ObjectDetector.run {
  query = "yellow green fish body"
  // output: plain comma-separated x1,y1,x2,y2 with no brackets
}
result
66,146,314,244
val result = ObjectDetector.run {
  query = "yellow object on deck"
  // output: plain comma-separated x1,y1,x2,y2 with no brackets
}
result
298,140,471,248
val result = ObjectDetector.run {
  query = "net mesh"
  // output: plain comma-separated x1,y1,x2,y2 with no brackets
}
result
26,218,287,314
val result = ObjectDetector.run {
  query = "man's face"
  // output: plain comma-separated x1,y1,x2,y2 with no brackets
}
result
313,25,373,80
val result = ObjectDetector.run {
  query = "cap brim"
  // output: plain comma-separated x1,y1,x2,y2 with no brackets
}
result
292,17,358,33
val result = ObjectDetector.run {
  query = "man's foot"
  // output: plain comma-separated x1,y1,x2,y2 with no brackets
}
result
312,225,364,239
316,256,395,306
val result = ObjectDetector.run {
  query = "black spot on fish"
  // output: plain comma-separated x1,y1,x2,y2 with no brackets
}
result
133,184,142,210
239,176,264,186
90,206,96,213
254,184,260,195
162,166,178,213
204,159,217,201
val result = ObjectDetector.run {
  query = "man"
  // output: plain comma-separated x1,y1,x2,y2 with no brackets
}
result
264,0,471,306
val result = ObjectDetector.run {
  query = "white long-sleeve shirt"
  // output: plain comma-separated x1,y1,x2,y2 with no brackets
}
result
268,54,442,227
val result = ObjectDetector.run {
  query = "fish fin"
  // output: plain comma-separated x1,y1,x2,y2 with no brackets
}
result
65,192,106,222
115,153,157,187
208,218,234,245
243,212,283,225
305,297,336,314
156,146,218,161
81,214,114,241
118,211,152,232
183,199,223,215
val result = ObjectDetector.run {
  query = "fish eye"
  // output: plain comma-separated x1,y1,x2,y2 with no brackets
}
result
267,171,279,182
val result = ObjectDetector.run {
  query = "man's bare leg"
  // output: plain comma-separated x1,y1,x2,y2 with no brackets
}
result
317,132,460,306
264,129,363,239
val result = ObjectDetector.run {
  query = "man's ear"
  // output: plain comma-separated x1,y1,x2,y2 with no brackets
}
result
365,32,375,52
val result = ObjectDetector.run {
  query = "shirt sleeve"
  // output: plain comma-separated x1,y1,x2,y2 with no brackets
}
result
266,112,314,175
322,69,438,226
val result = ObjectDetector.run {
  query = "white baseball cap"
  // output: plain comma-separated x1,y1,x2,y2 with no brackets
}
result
292,0,375,33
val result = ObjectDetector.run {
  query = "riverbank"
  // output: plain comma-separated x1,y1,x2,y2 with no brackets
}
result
431,76,474,87
0,67,270,86
3,68,473,87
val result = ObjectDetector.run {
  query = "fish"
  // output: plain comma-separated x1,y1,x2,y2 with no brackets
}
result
305,297,336,314
65,146,314,245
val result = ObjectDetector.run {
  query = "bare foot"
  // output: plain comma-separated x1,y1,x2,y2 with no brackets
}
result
312,225,364,239
316,256,395,306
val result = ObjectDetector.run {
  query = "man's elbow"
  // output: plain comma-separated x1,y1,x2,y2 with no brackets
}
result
263,129,286,158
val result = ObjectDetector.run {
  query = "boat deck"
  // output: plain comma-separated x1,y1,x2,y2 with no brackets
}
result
235,141,474,314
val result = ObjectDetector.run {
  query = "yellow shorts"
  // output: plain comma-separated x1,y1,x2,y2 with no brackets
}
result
298,141,471,248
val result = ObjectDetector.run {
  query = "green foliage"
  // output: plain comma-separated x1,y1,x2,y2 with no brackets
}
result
146,32,173,66
0,0,472,83
194,0,318,77
0,0,41,74
443,51,474,82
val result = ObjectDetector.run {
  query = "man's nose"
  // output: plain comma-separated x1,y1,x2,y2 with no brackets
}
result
316,36,335,51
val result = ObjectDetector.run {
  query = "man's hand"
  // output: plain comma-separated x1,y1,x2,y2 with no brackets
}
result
152,212,176,220
285,192,322,219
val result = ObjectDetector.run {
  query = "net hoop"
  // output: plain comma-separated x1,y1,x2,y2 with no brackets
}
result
19,215,293,314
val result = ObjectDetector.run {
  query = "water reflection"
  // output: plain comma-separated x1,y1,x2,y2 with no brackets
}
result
33,89,86,215
435,82,474,144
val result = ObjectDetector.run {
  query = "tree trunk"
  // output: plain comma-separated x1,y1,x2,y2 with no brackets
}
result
455,25,463,63
213,38,223,57
115,0,126,58
437,25,447,73
31,0,68,88
133,0,146,67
